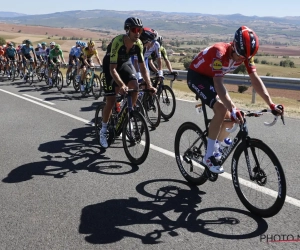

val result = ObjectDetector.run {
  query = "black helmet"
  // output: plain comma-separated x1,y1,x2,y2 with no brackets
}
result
140,27,158,43
157,36,163,46
124,17,143,30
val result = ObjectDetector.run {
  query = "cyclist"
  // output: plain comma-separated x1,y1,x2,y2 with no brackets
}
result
75,41,87,83
16,45,24,77
187,26,284,174
21,39,37,82
4,42,18,79
99,17,156,148
0,45,6,74
148,36,174,74
66,40,81,81
133,27,163,81
79,40,103,92
48,44,66,86
39,42,48,73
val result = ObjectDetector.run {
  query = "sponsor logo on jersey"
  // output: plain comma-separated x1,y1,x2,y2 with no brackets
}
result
216,50,223,58
212,59,222,70
193,58,205,68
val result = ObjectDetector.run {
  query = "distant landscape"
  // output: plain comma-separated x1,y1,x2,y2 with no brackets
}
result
1,10,300,78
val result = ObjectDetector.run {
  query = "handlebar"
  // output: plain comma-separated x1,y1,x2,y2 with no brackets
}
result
163,71,178,81
225,109,285,133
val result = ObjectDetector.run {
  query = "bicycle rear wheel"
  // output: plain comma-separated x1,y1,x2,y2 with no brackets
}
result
158,85,176,120
122,110,150,165
232,139,286,218
92,74,102,99
174,122,208,185
142,93,161,128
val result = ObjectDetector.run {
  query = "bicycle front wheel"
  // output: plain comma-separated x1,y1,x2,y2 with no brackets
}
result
92,74,102,99
174,122,208,185
122,111,150,165
158,85,176,120
231,139,286,218
56,71,64,91
142,93,161,128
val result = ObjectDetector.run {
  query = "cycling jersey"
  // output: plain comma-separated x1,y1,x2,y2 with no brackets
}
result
82,47,98,59
5,47,17,58
69,46,80,57
49,49,64,60
106,34,144,66
149,46,168,61
38,47,47,57
21,45,34,55
0,49,4,57
35,47,40,56
189,42,256,77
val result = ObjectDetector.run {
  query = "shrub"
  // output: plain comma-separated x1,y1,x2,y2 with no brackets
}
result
0,37,6,45
238,85,249,93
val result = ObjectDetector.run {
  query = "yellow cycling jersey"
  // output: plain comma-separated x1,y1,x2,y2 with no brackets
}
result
82,47,98,59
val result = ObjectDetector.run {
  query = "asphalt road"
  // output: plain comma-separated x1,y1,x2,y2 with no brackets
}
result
1,76,300,250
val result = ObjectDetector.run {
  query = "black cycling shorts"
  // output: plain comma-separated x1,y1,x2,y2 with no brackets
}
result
102,57,137,96
187,69,218,109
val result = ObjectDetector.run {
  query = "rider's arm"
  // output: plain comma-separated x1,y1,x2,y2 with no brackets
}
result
59,50,66,64
249,72,273,107
95,55,102,67
164,58,173,73
213,76,234,111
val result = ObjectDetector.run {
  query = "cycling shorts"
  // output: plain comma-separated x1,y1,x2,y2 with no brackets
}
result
187,69,218,109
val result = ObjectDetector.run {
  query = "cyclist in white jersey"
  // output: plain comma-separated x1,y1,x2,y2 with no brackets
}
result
132,27,163,81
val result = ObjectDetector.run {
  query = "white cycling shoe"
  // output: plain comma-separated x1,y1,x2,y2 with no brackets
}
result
203,155,224,174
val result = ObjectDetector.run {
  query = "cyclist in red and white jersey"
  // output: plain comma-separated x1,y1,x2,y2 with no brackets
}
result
187,26,284,174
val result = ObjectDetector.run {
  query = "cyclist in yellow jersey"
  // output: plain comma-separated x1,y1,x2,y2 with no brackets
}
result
99,17,156,148
79,40,103,92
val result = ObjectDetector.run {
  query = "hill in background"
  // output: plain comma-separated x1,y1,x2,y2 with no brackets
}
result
1,9,300,45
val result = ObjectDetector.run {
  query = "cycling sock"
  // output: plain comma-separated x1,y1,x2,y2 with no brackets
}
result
101,122,108,133
206,138,216,158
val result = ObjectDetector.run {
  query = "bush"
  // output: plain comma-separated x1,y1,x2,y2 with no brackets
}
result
238,85,249,93
0,37,6,45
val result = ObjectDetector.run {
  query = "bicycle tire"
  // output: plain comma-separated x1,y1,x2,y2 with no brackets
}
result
66,71,71,86
158,85,176,120
231,138,286,218
28,67,34,85
142,93,161,128
94,102,115,147
174,122,208,185
122,110,150,165
91,74,102,99
56,70,64,91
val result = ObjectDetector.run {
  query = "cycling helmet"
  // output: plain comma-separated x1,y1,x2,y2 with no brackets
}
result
41,42,47,46
7,41,13,46
157,36,163,46
76,40,81,45
140,27,158,43
37,43,42,48
54,44,60,50
24,39,31,44
124,17,143,30
81,42,87,47
87,40,95,47
233,26,259,59
50,41,56,46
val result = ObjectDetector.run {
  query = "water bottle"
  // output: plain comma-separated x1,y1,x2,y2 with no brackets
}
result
195,103,202,114
115,101,121,113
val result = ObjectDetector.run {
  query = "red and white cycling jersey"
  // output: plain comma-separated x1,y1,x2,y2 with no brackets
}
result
189,42,256,77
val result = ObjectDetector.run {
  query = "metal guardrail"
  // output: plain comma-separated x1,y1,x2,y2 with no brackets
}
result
163,70,300,103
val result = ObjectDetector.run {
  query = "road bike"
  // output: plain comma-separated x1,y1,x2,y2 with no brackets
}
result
66,64,77,87
23,59,35,85
174,97,286,217
151,72,177,120
94,89,152,165
80,66,102,99
48,63,64,91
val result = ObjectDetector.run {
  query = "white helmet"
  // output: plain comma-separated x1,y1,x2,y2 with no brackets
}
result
50,41,56,46
37,43,42,48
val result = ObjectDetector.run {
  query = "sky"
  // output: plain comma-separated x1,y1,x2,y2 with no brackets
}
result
2,0,300,17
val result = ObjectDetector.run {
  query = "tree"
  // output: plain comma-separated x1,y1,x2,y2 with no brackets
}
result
0,37,6,45
233,64,246,74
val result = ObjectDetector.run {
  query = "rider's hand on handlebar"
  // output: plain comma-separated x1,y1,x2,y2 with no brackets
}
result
147,85,157,95
230,107,244,124
270,104,284,116
119,84,128,95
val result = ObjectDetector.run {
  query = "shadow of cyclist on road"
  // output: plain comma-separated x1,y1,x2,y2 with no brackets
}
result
79,178,268,245
2,126,139,183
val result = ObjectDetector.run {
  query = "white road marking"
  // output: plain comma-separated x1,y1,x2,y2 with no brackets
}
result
22,94,55,105
1,88,299,208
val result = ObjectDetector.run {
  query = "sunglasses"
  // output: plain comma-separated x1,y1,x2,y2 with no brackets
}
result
130,27,143,34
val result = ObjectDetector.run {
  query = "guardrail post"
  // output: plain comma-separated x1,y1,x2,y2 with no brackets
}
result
252,88,256,103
